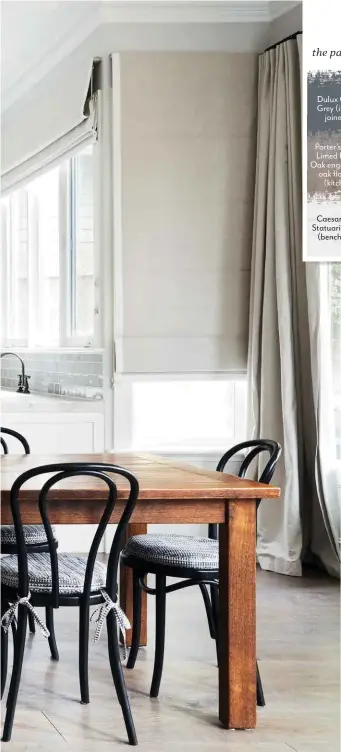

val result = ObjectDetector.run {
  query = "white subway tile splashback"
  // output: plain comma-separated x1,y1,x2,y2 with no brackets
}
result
0,351,103,401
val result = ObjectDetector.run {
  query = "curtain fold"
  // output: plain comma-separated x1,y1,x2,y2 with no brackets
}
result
306,264,340,576
247,37,340,577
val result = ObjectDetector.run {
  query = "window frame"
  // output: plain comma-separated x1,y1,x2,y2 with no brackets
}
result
0,143,101,351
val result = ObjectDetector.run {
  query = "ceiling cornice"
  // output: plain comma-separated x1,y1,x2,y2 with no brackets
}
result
268,1,301,21
2,1,301,115
100,2,273,24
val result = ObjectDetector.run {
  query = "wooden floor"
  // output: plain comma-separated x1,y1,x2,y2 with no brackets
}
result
2,567,339,752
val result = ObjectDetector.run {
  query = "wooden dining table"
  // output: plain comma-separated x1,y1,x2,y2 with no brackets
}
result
1,451,280,731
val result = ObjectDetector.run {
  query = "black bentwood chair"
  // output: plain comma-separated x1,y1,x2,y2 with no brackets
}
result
0,462,139,745
1,427,59,660
121,440,281,703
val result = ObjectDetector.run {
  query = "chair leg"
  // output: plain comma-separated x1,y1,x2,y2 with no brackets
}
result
198,583,216,640
210,585,219,635
46,607,59,662
5,620,18,709
79,599,90,704
126,571,142,670
210,585,219,666
1,627,8,700
256,661,265,706
27,611,35,635
150,574,166,699
106,609,138,746
2,606,28,742
10,617,17,639
1,598,10,700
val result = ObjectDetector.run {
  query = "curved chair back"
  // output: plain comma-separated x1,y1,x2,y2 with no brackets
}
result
209,440,281,539
1,427,30,455
8,462,139,607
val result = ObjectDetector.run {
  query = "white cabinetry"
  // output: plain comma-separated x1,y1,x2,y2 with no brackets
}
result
2,413,104,454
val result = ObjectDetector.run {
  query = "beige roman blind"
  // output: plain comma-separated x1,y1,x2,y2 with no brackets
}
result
114,52,258,373
1,57,100,196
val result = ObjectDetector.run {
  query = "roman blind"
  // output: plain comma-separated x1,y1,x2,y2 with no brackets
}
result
1,58,100,196
114,52,257,373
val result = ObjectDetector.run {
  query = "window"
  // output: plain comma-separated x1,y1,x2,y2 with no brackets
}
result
1,192,29,345
0,145,98,348
129,377,247,451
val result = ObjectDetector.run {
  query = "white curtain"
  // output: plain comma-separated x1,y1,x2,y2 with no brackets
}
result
247,36,340,577
306,264,340,576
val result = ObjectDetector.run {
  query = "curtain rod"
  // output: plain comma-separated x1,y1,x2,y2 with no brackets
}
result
264,30,302,53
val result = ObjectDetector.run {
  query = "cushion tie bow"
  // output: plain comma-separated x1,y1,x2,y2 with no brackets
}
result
1,592,50,638
90,589,131,659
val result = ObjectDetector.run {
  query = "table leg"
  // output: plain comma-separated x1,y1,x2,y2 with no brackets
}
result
219,499,257,729
120,523,148,647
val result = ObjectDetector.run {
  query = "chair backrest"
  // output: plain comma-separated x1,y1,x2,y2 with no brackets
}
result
1,427,30,455
9,462,139,607
209,440,281,539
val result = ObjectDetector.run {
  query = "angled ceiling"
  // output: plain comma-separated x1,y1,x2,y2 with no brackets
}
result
1,0,302,113
1,1,99,106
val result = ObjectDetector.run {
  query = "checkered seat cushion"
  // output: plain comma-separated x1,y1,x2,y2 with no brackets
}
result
1,525,57,547
123,534,219,570
1,552,107,594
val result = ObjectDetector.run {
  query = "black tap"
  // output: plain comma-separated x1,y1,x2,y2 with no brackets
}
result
0,352,30,394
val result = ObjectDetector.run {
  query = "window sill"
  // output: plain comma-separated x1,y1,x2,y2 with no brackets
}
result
1,346,104,355
131,445,245,460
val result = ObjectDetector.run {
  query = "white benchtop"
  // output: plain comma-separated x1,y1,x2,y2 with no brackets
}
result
0,390,105,414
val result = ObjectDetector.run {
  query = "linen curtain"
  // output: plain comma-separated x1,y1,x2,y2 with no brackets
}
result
306,264,340,576
247,34,340,577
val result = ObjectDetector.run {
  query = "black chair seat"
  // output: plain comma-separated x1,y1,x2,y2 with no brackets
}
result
123,533,219,570
1,525,57,547
1,553,106,595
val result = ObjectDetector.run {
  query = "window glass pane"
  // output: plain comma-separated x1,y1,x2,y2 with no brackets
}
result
29,167,60,344
132,380,247,450
71,146,95,338
10,191,29,341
